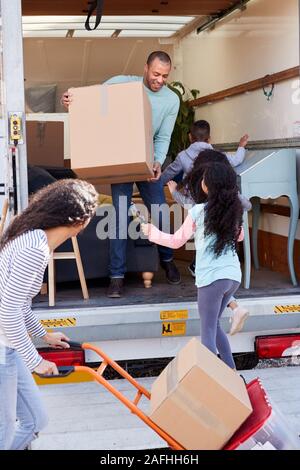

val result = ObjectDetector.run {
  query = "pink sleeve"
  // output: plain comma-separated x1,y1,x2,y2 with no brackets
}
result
148,214,196,249
238,226,244,242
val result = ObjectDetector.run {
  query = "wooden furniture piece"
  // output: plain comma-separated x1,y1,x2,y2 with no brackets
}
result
48,236,89,306
142,272,154,288
0,199,9,236
235,149,299,289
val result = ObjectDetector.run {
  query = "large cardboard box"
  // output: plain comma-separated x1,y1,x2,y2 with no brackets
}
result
69,82,154,184
149,338,253,450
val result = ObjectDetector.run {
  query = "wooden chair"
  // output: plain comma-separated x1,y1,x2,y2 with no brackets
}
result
47,236,89,306
0,205,88,305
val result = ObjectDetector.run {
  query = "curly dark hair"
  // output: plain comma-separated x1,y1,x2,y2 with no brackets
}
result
202,162,243,256
0,179,98,251
182,150,243,257
180,149,231,203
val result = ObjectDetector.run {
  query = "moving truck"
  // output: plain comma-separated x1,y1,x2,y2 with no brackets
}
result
1,0,300,371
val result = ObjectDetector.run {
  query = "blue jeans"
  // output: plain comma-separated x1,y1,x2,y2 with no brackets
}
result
0,346,48,450
110,179,173,278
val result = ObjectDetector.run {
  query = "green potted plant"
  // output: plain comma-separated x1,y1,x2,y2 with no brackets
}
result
167,81,200,161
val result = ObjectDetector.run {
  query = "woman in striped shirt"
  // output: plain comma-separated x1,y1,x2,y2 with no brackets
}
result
0,179,98,450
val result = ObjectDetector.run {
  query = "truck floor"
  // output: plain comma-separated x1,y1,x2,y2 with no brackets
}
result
33,262,300,310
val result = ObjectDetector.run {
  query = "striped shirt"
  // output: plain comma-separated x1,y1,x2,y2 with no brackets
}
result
0,229,50,371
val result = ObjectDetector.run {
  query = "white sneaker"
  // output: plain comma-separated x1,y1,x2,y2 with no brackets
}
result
229,307,249,335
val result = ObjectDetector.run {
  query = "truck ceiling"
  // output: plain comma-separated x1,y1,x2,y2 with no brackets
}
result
21,0,245,17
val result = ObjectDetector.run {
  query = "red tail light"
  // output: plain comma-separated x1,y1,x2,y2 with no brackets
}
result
38,348,85,367
255,334,300,359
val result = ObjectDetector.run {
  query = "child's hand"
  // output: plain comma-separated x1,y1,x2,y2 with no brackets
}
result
141,223,150,237
167,180,178,194
239,134,249,148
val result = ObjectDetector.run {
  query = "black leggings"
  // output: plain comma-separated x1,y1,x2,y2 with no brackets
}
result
197,279,240,369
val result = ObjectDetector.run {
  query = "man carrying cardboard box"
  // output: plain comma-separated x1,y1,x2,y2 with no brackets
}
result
62,51,181,297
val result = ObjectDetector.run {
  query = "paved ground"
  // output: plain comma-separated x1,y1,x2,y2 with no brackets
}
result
32,365,300,450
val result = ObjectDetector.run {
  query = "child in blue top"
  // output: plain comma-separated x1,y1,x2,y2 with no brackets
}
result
142,151,244,369
162,123,250,335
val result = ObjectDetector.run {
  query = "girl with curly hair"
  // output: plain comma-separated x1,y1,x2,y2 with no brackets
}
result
142,151,243,369
0,179,98,450
169,149,250,336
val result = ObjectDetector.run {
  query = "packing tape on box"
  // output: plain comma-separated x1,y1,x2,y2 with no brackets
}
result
100,84,108,117
166,357,229,437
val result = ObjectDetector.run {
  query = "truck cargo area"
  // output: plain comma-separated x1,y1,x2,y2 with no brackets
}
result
0,0,299,370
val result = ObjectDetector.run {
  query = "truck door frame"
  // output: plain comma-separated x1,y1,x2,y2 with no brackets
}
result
0,0,28,217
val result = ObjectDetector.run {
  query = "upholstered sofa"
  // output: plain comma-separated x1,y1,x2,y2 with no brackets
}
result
28,165,159,287
54,213,158,286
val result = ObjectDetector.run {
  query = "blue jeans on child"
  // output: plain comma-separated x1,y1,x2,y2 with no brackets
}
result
110,179,173,278
197,279,240,369
0,346,48,450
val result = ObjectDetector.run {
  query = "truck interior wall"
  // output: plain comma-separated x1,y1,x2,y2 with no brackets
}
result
175,0,300,276
179,0,299,142
23,38,174,113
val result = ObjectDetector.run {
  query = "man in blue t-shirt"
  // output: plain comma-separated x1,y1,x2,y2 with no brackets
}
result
62,51,181,297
